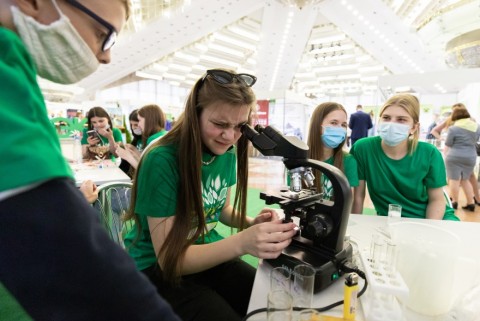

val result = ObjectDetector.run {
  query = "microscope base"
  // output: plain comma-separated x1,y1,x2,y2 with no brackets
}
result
265,241,352,293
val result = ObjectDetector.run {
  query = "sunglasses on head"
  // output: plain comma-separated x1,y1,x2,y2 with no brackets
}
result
201,70,257,87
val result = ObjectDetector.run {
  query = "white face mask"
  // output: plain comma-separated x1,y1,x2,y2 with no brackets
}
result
95,123,110,130
133,128,142,136
11,1,99,84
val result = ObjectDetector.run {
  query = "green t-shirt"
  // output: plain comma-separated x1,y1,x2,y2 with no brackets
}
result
146,129,167,146
124,144,237,270
350,136,458,221
285,153,358,200
321,154,358,200
0,282,33,321
81,127,123,145
0,28,73,193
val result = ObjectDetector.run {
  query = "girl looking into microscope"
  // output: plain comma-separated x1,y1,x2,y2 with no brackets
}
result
123,69,297,321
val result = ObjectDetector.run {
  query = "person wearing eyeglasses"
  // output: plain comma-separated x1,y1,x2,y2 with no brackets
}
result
123,69,298,321
0,1,180,320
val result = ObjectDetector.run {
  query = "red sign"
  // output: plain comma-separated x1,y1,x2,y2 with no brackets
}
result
255,100,269,127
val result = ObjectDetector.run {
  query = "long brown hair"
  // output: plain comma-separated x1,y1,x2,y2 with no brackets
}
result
86,106,114,130
307,102,347,193
126,69,256,284
137,104,166,147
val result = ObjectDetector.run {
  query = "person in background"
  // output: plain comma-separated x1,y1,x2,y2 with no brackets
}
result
350,94,458,221
306,102,358,199
430,103,480,205
116,104,167,169
426,112,439,140
139,104,167,146
444,107,480,211
348,104,373,145
429,104,466,140
119,109,143,177
81,106,123,160
367,110,376,136
0,0,180,320
123,69,297,321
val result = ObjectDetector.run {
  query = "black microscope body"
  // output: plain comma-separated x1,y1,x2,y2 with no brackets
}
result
242,124,353,292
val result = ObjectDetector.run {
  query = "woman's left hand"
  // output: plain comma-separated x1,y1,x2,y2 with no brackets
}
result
251,208,280,225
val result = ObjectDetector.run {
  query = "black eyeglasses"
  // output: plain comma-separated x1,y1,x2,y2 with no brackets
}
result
201,70,257,87
65,0,117,52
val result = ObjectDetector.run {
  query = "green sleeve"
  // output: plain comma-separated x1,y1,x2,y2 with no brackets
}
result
343,154,359,187
81,128,89,145
135,146,178,217
424,145,447,188
113,127,123,143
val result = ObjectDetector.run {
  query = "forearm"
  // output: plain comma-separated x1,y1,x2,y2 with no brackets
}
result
219,204,246,228
351,198,364,214
352,184,366,214
82,145,89,158
431,121,446,139
179,233,245,275
123,154,139,169
431,129,441,139
108,139,117,155
425,199,445,220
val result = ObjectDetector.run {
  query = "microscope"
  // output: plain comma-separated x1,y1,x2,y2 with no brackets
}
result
242,124,353,292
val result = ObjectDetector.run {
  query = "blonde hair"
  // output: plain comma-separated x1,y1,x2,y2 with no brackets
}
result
118,0,131,19
379,94,420,154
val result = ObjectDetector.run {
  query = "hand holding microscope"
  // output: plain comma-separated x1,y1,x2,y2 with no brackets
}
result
242,124,353,293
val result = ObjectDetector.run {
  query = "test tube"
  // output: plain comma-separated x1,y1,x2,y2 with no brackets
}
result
385,239,397,274
369,233,384,269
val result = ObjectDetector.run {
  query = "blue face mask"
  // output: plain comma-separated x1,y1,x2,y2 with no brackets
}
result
322,126,346,149
377,122,411,146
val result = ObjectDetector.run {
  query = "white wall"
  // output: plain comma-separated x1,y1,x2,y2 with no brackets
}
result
458,83,480,121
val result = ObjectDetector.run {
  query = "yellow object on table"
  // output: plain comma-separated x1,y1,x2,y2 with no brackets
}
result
297,310,348,321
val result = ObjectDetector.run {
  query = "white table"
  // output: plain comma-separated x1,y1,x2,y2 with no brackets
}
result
247,215,480,321
71,160,131,187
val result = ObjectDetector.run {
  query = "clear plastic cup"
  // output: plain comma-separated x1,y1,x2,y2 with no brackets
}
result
292,264,316,308
267,289,293,321
270,266,291,292
388,204,402,218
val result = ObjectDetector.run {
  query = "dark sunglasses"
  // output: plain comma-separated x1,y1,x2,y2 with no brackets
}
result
65,0,117,52
201,70,257,87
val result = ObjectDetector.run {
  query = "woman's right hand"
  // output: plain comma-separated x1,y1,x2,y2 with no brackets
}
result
115,145,132,159
239,220,297,259
87,135,100,146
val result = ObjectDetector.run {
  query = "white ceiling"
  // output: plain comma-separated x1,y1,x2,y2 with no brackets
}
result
55,0,480,102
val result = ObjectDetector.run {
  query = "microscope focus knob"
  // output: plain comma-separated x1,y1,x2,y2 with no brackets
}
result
306,214,333,238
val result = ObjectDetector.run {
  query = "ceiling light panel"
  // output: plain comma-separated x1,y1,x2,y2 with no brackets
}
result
135,14,262,88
